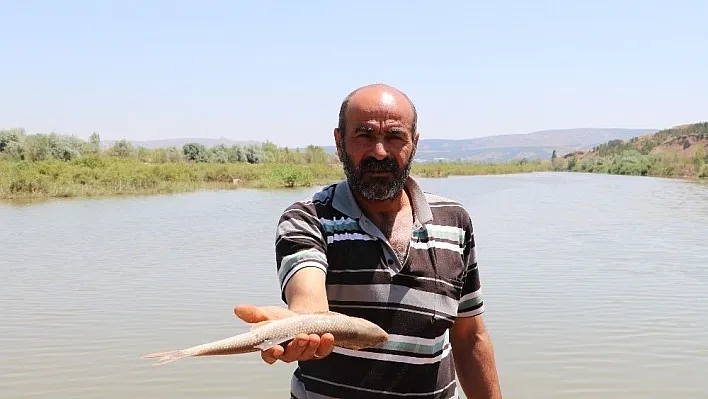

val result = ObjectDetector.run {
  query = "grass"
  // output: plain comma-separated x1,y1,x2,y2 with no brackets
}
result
0,156,550,200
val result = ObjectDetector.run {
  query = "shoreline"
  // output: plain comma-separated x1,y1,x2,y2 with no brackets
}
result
0,158,550,202
1,157,704,203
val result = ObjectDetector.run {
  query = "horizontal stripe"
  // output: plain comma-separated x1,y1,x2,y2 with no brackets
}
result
278,248,328,285
415,224,466,243
458,303,485,317
326,283,459,315
332,344,451,364
319,216,360,233
410,239,463,254
458,288,483,310
299,373,458,397
326,232,376,244
330,303,456,323
278,214,323,239
281,261,327,291
368,332,449,356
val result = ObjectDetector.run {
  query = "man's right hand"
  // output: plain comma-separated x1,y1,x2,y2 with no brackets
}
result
233,304,335,364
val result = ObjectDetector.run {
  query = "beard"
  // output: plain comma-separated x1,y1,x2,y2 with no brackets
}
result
340,142,416,201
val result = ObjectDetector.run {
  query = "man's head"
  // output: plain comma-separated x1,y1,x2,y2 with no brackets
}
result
334,83,419,202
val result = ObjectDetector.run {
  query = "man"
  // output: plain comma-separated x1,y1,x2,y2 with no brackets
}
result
234,83,502,398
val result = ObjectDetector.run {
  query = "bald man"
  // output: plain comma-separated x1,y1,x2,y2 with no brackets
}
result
235,84,502,398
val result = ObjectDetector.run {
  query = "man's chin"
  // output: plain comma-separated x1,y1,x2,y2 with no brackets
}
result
352,179,404,202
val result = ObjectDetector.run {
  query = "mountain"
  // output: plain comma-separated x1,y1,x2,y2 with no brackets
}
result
565,122,708,160
323,128,658,162
559,122,708,178
101,128,658,162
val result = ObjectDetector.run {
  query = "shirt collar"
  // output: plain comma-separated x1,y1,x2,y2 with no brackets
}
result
332,176,433,228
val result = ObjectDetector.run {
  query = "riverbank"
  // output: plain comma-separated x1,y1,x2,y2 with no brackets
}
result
0,157,551,200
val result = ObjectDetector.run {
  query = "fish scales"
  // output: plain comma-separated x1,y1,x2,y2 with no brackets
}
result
143,311,388,365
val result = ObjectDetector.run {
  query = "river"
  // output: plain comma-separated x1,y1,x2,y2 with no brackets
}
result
1,172,707,398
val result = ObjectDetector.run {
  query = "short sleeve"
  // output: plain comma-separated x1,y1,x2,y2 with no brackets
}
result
275,202,329,303
457,215,485,317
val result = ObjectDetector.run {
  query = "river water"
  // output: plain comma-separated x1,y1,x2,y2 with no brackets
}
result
1,172,707,399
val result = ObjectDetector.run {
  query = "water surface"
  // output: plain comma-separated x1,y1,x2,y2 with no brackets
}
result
1,172,707,398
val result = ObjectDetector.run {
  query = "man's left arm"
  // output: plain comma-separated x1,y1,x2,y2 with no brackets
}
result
449,217,502,399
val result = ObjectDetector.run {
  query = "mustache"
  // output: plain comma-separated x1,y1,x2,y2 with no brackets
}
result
358,157,400,173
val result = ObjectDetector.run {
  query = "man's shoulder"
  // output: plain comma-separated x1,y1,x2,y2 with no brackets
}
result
279,182,341,218
422,190,474,227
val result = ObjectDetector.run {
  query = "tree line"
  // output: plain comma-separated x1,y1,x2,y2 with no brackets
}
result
0,128,338,165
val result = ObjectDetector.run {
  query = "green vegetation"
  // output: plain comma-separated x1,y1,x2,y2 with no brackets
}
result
414,158,551,177
0,128,548,200
553,122,708,179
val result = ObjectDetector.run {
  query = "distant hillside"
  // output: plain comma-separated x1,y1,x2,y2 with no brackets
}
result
101,128,658,162
101,137,260,150
323,128,657,162
559,122,708,178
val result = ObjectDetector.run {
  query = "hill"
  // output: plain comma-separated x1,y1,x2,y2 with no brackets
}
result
559,122,708,178
3,127,658,163
323,128,657,162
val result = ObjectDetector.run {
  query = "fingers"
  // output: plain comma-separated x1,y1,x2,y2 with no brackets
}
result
234,304,296,323
233,304,266,323
298,334,321,360
315,333,335,359
261,344,285,364
260,333,334,365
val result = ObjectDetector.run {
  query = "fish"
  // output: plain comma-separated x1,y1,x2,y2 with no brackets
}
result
142,311,389,365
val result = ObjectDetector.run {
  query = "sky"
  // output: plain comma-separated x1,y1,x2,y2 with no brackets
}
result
1,0,707,148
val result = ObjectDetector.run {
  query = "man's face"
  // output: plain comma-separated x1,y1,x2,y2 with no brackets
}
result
335,90,418,201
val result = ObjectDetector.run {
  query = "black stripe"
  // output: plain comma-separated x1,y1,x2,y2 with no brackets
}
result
296,352,458,398
327,305,455,339
328,300,456,320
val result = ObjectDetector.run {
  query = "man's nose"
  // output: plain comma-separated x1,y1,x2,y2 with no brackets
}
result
371,141,389,160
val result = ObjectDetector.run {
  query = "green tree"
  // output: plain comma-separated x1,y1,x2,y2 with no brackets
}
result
182,143,208,162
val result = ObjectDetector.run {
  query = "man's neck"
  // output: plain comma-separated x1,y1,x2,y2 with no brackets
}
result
352,187,414,239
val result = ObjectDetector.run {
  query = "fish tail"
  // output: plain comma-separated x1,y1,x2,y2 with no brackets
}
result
143,350,190,365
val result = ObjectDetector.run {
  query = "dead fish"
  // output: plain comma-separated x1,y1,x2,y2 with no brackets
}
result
142,311,389,365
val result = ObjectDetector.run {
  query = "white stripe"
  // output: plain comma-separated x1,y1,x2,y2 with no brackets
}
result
423,224,465,235
299,373,457,397
459,288,482,304
281,261,327,290
410,240,463,254
319,216,358,226
385,332,448,346
326,232,376,244
328,268,393,274
457,305,485,318
332,344,451,365
429,203,465,209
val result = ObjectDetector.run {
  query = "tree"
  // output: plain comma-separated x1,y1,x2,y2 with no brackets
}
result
182,143,208,162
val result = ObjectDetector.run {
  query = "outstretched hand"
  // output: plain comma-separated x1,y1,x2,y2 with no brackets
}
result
233,304,335,364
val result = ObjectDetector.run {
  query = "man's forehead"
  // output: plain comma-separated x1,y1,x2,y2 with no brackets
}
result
346,92,414,122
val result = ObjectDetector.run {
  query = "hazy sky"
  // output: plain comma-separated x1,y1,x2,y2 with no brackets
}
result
2,0,706,147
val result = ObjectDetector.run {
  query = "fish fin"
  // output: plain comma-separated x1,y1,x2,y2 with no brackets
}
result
253,335,296,351
142,350,190,365
249,320,273,331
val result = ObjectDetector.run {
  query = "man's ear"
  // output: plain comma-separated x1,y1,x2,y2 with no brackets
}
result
333,128,343,161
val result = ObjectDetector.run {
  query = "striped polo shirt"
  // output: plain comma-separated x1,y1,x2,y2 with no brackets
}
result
275,176,484,399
